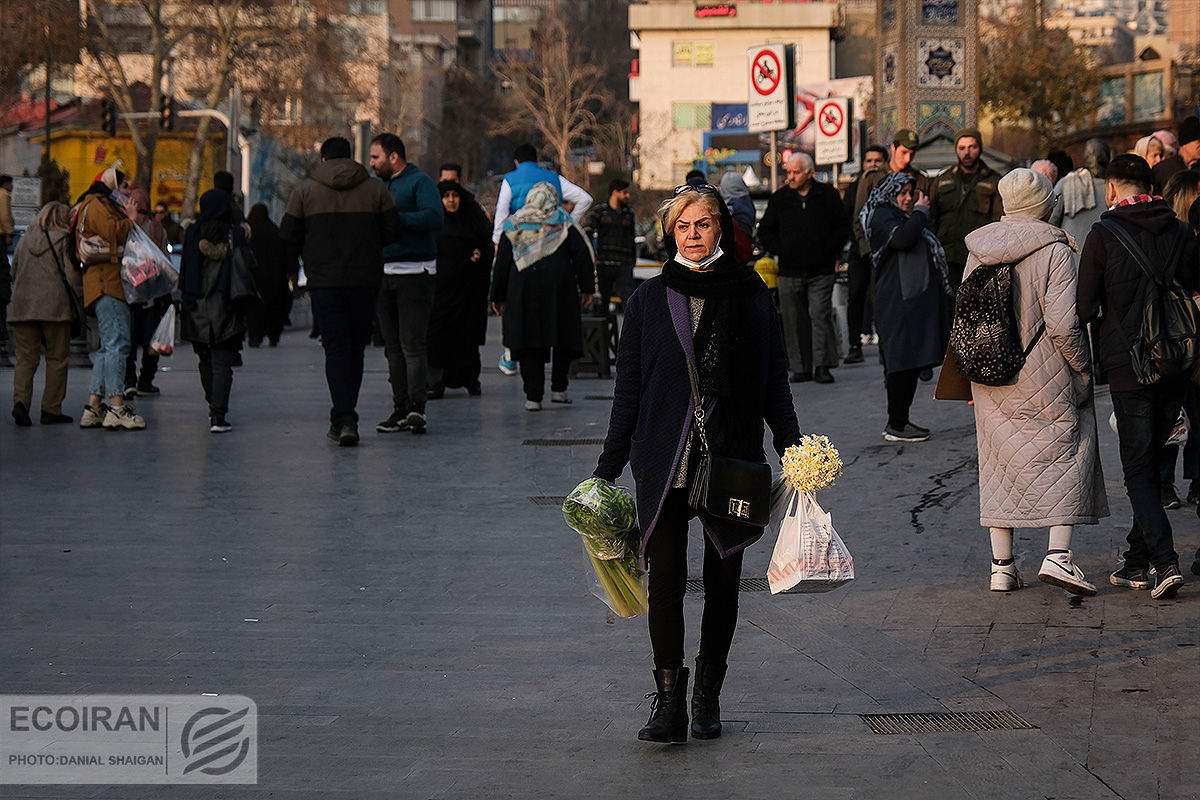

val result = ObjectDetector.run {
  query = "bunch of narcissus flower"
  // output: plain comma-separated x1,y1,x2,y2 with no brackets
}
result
563,478,648,618
781,435,843,493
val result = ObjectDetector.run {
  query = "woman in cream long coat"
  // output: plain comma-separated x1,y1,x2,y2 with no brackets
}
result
963,169,1108,595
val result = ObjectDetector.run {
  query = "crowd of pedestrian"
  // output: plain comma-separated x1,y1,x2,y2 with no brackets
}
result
5,117,1200,740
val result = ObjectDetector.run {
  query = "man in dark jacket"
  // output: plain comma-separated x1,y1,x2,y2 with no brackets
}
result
279,136,402,446
1077,154,1199,599
368,133,444,436
584,178,636,306
757,152,849,383
929,128,1002,289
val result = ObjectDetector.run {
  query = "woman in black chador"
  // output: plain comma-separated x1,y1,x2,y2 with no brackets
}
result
427,180,494,396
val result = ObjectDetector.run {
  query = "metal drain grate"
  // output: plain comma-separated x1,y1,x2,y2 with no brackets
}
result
685,577,771,593
529,496,568,506
522,438,607,447
859,710,1036,735
583,395,614,401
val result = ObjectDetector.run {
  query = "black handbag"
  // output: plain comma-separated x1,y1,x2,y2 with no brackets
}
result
45,228,86,337
683,352,772,528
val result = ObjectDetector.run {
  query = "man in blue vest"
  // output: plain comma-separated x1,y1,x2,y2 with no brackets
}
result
492,143,593,374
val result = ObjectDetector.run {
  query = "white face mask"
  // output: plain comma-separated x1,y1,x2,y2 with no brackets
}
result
673,246,725,271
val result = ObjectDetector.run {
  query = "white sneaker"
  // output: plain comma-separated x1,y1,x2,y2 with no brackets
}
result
990,562,1023,592
102,404,146,430
1037,551,1097,596
524,400,541,411
550,391,571,404
79,404,106,429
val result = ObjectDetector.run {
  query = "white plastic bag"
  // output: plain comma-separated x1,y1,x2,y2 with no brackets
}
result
1167,409,1189,446
149,305,176,356
766,484,854,594
120,225,178,304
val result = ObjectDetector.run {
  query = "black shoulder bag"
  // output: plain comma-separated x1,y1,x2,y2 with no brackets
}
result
682,353,772,529
45,228,86,338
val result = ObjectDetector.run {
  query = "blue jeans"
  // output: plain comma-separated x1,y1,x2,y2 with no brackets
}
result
309,287,378,424
376,273,433,414
89,295,131,399
1111,381,1185,571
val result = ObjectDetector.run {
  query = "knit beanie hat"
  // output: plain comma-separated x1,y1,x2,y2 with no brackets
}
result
1179,116,1200,147
955,128,983,146
999,168,1055,220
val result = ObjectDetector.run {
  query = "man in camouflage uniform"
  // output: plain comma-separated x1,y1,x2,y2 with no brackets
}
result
928,128,1002,289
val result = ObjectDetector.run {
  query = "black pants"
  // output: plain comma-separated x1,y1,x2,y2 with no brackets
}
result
885,367,921,429
309,287,378,424
517,347,572,402
645,489,745,670
597,261,634,306
125,303,167,389
1112,382,1185,571
193,342,238,417
845,252,873,344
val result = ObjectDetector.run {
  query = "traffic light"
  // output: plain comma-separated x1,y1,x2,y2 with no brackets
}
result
101,98,116,135
159,95,175,131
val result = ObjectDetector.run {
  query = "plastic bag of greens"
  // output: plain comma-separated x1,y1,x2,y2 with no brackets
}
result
564,478,647,618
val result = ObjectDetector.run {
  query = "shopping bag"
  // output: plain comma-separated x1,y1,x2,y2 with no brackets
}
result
1167,409,1189,447
149,305,176,356
562,478,648,618
120,225,178,304
766,485,854,594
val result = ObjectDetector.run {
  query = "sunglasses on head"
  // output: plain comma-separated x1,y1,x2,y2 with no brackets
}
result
673,183,718,196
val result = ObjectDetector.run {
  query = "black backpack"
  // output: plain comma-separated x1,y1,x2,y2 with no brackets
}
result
1097,218,1198,385
950,249,1047,386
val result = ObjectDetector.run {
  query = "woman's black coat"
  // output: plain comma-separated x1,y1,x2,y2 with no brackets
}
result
593,274,801,558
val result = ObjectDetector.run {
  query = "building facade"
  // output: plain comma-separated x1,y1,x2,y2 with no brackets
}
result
628,0,839,190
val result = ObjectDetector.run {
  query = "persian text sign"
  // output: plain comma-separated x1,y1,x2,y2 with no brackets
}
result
0,695,257,784
747,44,794,132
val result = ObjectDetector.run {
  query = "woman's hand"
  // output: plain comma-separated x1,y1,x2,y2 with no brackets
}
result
492,301,505,316
580,292,597,311
470,249,481,262
914,191,931,212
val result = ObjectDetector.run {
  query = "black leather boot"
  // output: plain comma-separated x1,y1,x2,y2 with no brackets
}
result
690,660,727,739
637,667,689,743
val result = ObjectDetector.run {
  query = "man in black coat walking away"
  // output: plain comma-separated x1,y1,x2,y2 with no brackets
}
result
1077,154,1200,599
279,137,402,446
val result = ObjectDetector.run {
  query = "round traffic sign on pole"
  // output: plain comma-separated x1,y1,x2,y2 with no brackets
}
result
817,101,844,137
751,50,782,96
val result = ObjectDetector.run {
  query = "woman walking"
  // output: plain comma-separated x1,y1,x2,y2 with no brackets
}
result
963,168,1108,593
490,181,595,410
180,189,249,433
8,202,81,426
592,184,800,743
860,172,952,442
75,167,142,430
245,203,292,348
428,179,494,397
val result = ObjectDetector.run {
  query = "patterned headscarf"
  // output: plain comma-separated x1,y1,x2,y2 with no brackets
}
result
502,181,580,271
858,171,952,295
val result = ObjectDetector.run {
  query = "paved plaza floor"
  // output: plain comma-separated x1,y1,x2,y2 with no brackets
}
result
1,317,1197,799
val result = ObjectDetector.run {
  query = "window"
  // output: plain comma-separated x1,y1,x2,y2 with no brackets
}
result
672,103,711,130
349,0,385,13
413,0,456,21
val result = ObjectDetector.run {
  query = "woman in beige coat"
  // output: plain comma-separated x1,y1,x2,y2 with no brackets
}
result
963,169,1109,595
8,201,82,426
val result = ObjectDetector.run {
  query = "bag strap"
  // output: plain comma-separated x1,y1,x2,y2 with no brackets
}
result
666,286,711,456
44,228,79,308
1096,218,1187,286
1095,218,1189,354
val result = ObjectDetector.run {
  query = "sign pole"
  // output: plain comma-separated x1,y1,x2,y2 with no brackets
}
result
773,132,782,193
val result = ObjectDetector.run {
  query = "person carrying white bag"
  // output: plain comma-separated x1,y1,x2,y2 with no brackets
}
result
767,434,855,593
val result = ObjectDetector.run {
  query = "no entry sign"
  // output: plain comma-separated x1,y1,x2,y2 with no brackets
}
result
747,44,794,133
814,96,850,165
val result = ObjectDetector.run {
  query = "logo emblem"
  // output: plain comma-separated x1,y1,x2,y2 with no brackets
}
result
180,706,252,776
728,498,751,519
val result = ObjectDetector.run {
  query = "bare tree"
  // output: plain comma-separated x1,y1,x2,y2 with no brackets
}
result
491,7,606,184
81,0,173,190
